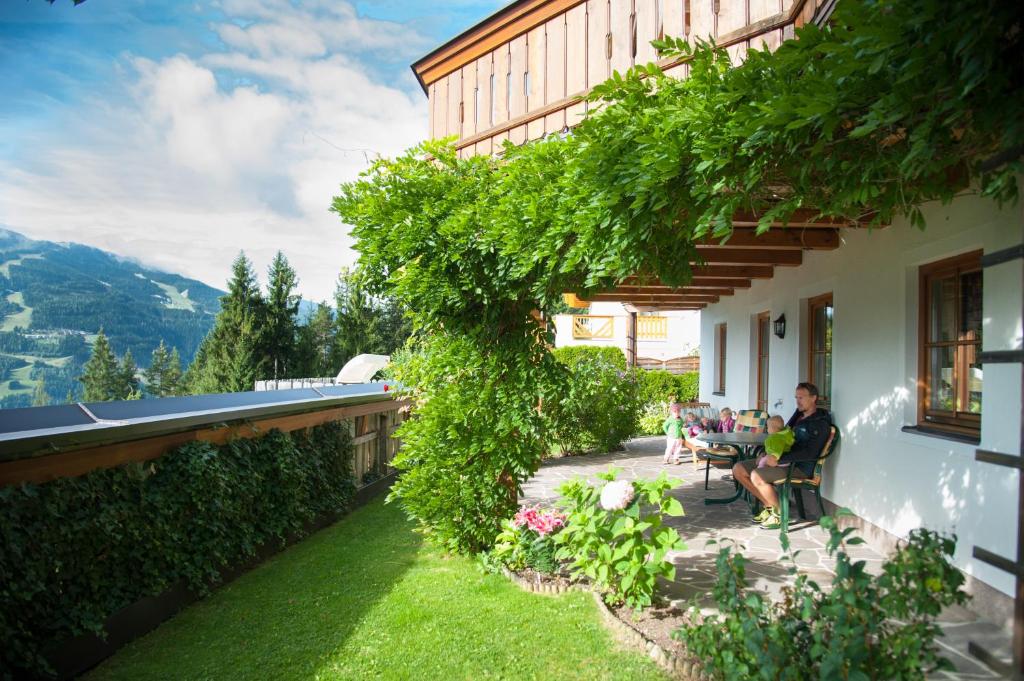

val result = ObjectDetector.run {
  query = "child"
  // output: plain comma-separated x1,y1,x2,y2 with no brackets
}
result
662,403,685,464
684,412,703,439
716,408,735,433
757,415,793,468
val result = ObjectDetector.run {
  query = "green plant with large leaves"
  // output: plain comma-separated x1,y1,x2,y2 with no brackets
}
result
554,468,685,609
334,0,1021,556
675,514,968,679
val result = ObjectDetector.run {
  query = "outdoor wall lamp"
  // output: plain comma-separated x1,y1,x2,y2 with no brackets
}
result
773,313,786,339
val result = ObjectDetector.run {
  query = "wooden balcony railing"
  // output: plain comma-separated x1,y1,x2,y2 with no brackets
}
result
637,316,668,340
572,314,614,339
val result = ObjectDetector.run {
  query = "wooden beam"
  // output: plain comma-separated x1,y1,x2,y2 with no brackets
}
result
616,278,751,290
695,247,803,266
730,208,855,228
599,286,734,297
699,228,839,250
624,265,774,281
590,294,721,304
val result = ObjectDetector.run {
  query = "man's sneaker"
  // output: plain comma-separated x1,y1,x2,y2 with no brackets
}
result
759,508,782,530
751,507,771,524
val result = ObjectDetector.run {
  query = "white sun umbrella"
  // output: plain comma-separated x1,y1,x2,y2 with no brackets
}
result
335,354,391,384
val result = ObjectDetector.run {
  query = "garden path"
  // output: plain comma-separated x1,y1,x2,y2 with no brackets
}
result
521,435,1011,680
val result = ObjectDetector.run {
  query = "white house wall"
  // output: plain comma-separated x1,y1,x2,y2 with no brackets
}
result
699,191,1023,596
554,302,701,360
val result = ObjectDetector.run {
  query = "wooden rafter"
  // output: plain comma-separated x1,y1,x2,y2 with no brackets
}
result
699,228,839,250
695,247,803,266
595,287,734,297
589,294,721,304
619,278,752,290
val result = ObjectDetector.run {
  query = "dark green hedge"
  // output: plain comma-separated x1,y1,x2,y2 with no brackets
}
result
550,345,627,370
0,421,355,678
637,369,699,404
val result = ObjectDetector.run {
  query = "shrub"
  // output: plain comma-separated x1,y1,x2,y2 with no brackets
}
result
638,401,670,435
552,345,626,370
491,506,566,574
554,467,685,609
636,369,699,404
675,514,969,680
547,347,642,455
0,420,355,678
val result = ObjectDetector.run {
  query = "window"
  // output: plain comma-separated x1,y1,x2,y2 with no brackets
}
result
755,312,770,411
808,293,833,408
714,323,727,394
918,251,983,435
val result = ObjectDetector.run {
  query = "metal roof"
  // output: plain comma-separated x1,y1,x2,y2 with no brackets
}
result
0,382,397,462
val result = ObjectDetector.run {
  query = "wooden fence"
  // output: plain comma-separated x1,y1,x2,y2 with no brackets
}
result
637,356,700,374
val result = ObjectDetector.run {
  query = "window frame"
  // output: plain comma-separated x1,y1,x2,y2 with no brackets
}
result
807,292,833,409
917,250,983,437
714,323,727,394
755,311,770,412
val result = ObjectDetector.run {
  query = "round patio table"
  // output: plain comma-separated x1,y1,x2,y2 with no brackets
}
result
699,431,768,507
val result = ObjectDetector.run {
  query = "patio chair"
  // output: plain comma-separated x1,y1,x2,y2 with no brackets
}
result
697,409,768,490
774,425,840,533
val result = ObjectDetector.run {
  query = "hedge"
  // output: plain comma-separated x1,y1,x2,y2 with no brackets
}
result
551,345,627,371
636,369,699,405
0,421,355,678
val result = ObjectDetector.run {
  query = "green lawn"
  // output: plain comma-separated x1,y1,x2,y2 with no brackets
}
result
86,498,666,681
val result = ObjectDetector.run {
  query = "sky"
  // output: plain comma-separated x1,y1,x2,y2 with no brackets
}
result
0,0,506,300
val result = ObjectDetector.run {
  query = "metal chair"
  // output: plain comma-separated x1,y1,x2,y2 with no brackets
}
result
773,425,840,533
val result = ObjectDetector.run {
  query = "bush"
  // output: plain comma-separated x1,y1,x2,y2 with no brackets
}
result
636,369,699,404
0,421,355,678
491,506,566,574
547,346,641,455
675,514,969,680
552,345,626,370
554,467,685,609
638,401,670,435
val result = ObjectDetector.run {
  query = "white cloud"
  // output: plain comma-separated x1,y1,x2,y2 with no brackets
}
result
0,0,430,301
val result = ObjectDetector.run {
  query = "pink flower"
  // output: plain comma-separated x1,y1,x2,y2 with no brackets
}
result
512,506,566,536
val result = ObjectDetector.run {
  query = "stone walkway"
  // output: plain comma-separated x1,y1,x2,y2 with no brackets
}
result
521,436,1011,679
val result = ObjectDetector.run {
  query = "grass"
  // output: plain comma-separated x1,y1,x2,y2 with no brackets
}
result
1,292,32,332
85,498,667,681
152,281,196,312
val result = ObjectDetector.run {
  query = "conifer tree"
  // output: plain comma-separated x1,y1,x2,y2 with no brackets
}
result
79,329,121,401
185,251,268,393
120,349,140,398
32,377,49,407
263,251,300,380
296,301,336,376
145,341,183,397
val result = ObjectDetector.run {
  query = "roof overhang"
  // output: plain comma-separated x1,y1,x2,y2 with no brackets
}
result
410,0,587,95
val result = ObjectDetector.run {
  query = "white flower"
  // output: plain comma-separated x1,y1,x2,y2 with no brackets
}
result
600,480,636,511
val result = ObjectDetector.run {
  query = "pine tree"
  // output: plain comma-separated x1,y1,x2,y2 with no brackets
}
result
119,349,140,399
263,251,300,380
185,252,267,394
145,341,183,397
296,301,336,377
32,377,49,407
79,329,122,401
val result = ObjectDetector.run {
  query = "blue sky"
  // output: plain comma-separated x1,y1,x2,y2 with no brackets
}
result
0,0,505,299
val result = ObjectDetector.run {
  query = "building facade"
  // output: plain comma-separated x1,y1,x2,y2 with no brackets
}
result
413,0,1024,622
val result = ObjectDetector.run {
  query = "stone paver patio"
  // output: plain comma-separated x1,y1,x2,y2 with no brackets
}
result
521,436,1012,680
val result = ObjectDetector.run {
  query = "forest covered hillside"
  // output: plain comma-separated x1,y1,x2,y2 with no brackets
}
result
0,228,222,407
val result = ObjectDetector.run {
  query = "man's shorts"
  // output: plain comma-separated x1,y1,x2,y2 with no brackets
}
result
737,458,805,484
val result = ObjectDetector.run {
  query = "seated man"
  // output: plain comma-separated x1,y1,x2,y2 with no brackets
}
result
733,383,831,530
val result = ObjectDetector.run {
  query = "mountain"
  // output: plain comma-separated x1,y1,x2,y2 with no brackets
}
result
0,228,223,408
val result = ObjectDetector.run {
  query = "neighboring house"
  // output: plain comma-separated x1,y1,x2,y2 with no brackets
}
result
552,301,700,373
412,0,1022,626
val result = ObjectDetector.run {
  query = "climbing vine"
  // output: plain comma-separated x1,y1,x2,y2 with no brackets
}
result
333,0,1022,553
